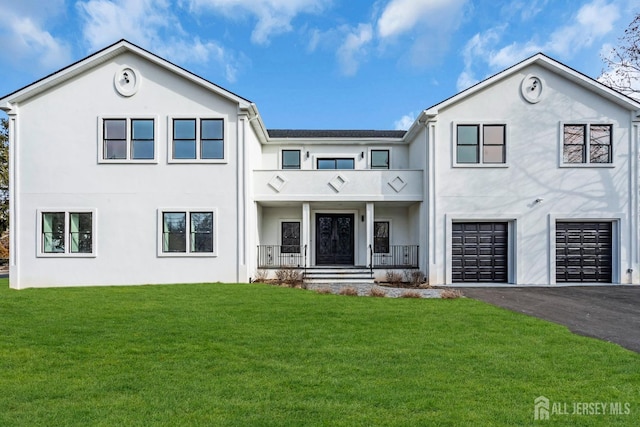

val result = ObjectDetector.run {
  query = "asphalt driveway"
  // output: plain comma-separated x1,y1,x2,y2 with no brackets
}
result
457,286,640,353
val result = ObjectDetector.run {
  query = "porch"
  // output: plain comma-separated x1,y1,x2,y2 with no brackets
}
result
256,244,419,269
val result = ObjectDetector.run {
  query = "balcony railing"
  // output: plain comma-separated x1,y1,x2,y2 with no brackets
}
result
372,245,419,268
257,245,305,269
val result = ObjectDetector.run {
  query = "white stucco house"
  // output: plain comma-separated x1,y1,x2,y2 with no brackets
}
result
2,40,639,289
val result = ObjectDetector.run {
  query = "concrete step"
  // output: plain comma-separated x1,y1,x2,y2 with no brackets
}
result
304,267,374,286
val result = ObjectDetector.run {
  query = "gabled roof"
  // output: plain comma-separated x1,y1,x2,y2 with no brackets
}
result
267,129,406,139
0,39,253,112
424,53,640,115
403,53,640,141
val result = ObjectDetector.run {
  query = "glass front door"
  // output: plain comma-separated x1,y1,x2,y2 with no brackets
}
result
315,214,354,265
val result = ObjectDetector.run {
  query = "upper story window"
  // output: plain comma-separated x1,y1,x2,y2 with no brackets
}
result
38,209,96,257
171,118,224,162
371,150,389,169
456,124,506,165
159,209,217,256
317,158,355,169
101,118,155,162
282,150,301,169
563,124,612,165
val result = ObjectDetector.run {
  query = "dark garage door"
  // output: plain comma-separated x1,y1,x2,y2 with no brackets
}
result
452,222,508,283
556,222,612,283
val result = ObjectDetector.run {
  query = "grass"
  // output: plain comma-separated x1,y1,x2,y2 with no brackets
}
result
0,279,638,426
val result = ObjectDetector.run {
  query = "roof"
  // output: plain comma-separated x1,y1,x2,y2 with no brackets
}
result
0,39,252,111
424,53,640,115
402,52,640,141
267,129,406,139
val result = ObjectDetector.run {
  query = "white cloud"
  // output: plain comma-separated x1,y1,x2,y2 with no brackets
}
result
377,0,464,39
186,0,330,45
0,1,72,73
336,24,373,76
77,0,245,82
376,0,467,68
393,113,416,131
457,0,621,91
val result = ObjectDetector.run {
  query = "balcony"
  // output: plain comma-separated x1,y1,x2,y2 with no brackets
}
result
253,169,423,202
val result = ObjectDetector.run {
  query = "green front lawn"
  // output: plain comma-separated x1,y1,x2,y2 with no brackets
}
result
0,280,638,426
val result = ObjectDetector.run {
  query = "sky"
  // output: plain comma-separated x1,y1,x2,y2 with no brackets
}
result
0,0,638,130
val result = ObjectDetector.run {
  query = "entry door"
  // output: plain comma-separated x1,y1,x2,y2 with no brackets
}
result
316,214,354,265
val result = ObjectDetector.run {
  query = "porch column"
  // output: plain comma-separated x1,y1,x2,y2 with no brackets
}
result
366,202,374,267
302,203,310,267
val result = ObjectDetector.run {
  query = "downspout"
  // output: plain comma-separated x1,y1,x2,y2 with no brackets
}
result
1,104,18,288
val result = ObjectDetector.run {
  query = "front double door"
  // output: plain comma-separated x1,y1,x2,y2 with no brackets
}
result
316,214,354,265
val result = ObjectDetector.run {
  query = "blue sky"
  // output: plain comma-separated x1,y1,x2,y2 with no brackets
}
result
0,0,638,129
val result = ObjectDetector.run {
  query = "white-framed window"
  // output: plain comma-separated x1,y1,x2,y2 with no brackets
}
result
281,149,301,169
561,123,613,165
157,209,217,257
169,118,226,163
37,209,97,257
370,149,390,169
455,123,507,166
98,117,157,163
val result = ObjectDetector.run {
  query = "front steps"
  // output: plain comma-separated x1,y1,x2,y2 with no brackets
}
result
303,267,374,286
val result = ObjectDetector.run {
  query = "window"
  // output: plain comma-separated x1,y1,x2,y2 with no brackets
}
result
374,221,389,253
456,124,506,164
172,118,224,161
563,124,612,164
371,150,389,169
281,222,300,253
102,118,155,161
317,158,355,169
39,210,95,256
160,210,216,256
282,150,301,169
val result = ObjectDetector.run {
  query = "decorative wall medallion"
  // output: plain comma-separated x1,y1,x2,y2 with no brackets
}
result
328,174,348,192
388,176,407,193
268,174,287,192
114,66,140,97
520,74,544,104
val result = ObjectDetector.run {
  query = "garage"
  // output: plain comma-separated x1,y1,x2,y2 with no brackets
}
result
556,222,612,283
452,222,508,283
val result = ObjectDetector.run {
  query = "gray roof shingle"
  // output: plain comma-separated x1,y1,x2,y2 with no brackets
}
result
267,129,406,139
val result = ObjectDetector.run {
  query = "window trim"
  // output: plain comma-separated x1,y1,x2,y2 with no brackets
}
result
37,209,97,258
452,122,508,168
98,116,158,164
280,148,302,170
369,148,391,169
157,208,218,257
168,117,227,164
559,122,615,168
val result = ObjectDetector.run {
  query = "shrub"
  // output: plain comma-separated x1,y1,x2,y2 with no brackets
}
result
385,271,403,286
339,287,359,296
400,290,423,298
440,289,463,299
368,287,387,298
253,269,268,283
275,269,303,287
403,270,426,287
315,287,333,295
